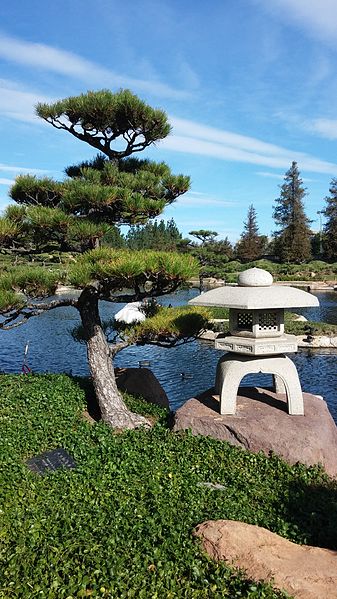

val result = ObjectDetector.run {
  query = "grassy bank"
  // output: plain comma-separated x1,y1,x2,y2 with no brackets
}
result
1,374,337,598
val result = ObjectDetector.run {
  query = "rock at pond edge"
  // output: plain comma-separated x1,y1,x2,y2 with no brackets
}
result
115,367,169,409
173,387,337,477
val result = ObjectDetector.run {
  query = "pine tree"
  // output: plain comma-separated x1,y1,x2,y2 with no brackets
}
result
273,161,312,263
235,204,264,262
126,218,182,250
0,89,202,430
188,230,218,244
322,178,337,261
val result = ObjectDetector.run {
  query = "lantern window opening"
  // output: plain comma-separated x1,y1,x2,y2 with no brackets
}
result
237,312,253,331
258,311,278,331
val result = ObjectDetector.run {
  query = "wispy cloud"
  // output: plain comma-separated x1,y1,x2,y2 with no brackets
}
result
178,191,236,207
256,0,337,47
163,116,337,175
0,162,47,174
256,171,284,180
305,118,337,140
0,33,191,100
256,171,316,182
0,79,51,123
0,177,14,185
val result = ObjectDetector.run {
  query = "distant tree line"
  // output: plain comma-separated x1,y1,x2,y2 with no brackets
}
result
1,160,337,268
114,161,337,269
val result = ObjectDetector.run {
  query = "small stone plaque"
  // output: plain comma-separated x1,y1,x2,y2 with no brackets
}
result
26,448,76,475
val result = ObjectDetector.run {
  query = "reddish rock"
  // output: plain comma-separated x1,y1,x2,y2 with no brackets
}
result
194,520,337,599
115,367,169,408
173,387,337,477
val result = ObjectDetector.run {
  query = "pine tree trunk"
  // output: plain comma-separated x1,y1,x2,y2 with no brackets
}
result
77,286,151,430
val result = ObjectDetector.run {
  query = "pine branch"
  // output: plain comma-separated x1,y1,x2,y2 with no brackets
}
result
0,298,78,330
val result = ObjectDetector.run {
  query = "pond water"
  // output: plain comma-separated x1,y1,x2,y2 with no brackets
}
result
0,289,336,422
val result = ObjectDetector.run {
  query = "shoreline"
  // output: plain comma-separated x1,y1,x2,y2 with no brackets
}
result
188,278,337,292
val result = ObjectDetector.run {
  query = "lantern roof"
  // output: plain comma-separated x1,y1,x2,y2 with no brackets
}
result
189,268,319,310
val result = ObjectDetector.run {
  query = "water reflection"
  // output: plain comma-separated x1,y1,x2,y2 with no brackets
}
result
295,291,337,324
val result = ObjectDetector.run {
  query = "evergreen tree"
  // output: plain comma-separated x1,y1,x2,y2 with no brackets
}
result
0,89,202,430
322,178,337,261
273,161,312,263
126,218,182,250
235,204,264,262
189,230,218,244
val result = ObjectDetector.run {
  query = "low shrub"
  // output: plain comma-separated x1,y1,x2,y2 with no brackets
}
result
1,374,336,598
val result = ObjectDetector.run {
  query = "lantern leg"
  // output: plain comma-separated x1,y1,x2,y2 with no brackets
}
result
273,374,286,394
215,353,304,416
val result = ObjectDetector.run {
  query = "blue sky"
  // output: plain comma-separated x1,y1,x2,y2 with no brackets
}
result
0,0,337,242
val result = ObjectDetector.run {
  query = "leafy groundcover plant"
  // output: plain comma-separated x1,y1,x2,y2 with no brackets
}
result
1,374,336,598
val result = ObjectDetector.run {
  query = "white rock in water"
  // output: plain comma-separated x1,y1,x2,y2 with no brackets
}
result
115,302,146,324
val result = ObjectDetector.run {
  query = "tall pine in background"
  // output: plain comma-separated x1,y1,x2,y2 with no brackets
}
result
273,161,312,263
323,178,337,261
235,204,264,262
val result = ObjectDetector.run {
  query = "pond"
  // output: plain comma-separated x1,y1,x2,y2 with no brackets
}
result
0,289,336,422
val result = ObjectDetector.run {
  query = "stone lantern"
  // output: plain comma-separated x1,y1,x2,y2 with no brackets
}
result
189,268,319,416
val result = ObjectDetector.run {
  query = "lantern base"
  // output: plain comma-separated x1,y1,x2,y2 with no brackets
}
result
215,334,297,356
215,352,304,416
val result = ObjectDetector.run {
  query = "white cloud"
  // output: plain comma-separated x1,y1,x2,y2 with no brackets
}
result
257,0,337,47
162,116,337,175
0,79,51,123
256,171,316,183
0,33,191,100
256,171,284,180
0,177,14,185
0,162,47,174
178,191,236,207
170,117,292,157
305,118,337,140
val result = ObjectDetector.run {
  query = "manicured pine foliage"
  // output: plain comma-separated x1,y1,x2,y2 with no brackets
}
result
189,229,219,245
0,89,204,430
273,162,312,263
1,374,336,598
187,230,234,278
235,204,265,262
323,178,337,261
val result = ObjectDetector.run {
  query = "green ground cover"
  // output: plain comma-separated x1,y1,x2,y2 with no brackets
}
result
1,375,336,598
201,259,337,283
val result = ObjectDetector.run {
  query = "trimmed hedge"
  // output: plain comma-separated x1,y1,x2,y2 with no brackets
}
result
1,374,336,598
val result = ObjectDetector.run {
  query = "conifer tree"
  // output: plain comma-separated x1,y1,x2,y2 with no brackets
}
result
0,89,205,430
235,204,264,262
126,218,182,250
322,178,337,261
273,161,312,263
188,230,218,245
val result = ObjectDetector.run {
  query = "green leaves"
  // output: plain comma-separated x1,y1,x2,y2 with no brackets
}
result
36,89,171,160
0,266,62,310
0,217,20,247
1,374,335,598
123,305,212,344
273,162,312,263
68,248,199,292
10,175,63,207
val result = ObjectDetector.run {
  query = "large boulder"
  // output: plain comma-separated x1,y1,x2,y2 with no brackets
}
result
173,387,337,477
115,367,169,408
194,520,337,599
